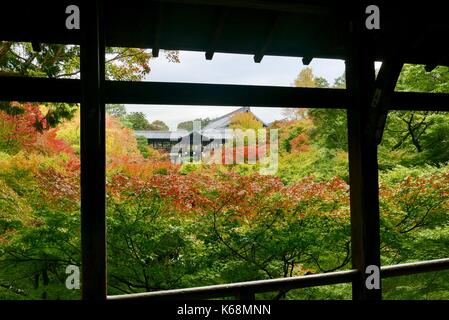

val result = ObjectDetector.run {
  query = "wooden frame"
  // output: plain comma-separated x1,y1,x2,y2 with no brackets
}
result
1,0,449,301
79,0,107,300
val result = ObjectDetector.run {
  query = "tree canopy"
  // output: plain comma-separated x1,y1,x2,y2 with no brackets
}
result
0,41,179,126
177,118,212,131
229,112,263,130
149,120,169,131
125,112,151,131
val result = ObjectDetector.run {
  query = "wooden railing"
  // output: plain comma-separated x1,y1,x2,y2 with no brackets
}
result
107,257,449,300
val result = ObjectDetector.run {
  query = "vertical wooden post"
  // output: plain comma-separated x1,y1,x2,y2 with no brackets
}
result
346,8,382,300
80,0,107,300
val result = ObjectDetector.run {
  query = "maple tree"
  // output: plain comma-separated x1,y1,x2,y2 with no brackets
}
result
0,42,179,127
229,112,263,131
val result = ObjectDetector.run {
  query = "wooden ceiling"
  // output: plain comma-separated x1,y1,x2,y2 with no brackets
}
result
1,1,448,67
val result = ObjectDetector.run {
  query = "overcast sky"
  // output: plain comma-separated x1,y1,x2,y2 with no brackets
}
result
125,51,346,130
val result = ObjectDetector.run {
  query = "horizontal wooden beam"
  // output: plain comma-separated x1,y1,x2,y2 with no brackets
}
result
154,0,336,16
105,81,347,107
107,257,449,300
0,77,81,103
1,77,448,112
108,269,358,300
391,91,449,111
1,77,346,107
382,258,449,278
3,2,449,68
1,1,81,45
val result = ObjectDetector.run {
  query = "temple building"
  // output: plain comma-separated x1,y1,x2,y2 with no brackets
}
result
135,107,267,161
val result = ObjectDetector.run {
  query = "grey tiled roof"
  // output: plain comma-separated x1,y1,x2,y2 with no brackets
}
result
135,130,188,140
204,106,246,130
136,107,267,141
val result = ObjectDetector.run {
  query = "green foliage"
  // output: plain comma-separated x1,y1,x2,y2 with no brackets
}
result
379,65,449,168
309,108,348,151
0,42,177,81
282,283,351,300
1,60,449,301
294,67,315,88
106,104,127,118
107,191,201,293
278,147,348,184
380,111,449,167
125,112,151,131
0,43,80,78
179,163,200,175
396,65,449,93
419,115,449,165
282,127,302,153
136,136,150,158
0,101,24,116
177,118,212,131
123,112,169,132
333,74,346,88
0,207,81,300
383,270,449,300
149,120,169,131
42,103,78,128
314,76,330,89
0,42,179,126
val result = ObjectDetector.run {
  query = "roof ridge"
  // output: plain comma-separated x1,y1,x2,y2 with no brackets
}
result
203,106,252,130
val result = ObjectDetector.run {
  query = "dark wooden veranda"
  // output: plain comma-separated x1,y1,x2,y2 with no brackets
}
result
1,0,449,300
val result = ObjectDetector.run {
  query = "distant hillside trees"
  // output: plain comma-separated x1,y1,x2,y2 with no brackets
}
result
106,106,169,131
177,118,213,131
149,120,169,131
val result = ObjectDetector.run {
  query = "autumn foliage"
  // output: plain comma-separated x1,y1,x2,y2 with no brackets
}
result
1,101,449,300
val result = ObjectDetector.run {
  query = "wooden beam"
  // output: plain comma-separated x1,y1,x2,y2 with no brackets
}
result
152,48,160,58
346,9,381,300
31,42,42,52
1,1,81,44
391,91,449,111
1,76,448,111
382,258,449,278
302,56,313,65
107,257,449,300
108,269,357,300
152,3,164,58
80,0,107,300
0,77,81,102
205,8,229,60
105,81,347,107
424,64,437,72
413,25,449,72
153,0,336,16
254,13,279,63
236,290,255,300
367,58,403,145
